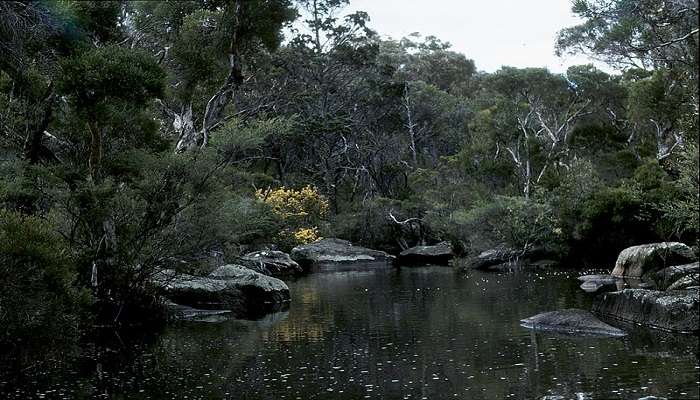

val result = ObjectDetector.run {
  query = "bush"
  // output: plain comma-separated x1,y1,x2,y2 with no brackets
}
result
660,144,699,244
0,210,90,349
256,185,329,250
453,196,565,257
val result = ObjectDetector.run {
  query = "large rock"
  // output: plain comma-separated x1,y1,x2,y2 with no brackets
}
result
520,309,626,337
654,262,699,289
237,250,304,277
592,289,699,333
154,267,290,319
290,238,395,268
398,242,454,265
611,242,696,279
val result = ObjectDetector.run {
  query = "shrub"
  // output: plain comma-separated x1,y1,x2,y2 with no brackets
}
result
0,209,90,349
453,196,565,257
660,143,699,244
256,185,329,250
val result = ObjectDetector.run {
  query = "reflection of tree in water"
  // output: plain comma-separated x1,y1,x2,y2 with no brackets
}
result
264,288,332,343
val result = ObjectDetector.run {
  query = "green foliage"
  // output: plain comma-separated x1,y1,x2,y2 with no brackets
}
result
328,197,423,253
58,46,165,111
452,196,565,256
0,209,90,348
660,144,700,241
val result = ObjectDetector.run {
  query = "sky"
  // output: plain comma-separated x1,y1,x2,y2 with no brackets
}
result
344,0,600,73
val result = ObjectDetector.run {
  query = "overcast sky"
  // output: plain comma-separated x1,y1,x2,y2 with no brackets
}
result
344,0,599,73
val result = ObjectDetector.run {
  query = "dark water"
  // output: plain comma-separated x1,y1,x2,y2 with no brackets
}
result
2,267,698,399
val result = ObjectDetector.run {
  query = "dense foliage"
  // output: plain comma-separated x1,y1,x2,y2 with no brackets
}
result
0,0,697,347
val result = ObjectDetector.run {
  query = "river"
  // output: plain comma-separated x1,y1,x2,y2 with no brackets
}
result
2,266,698,399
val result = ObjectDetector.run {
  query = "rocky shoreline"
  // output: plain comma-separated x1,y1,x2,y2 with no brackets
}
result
522,242,699,336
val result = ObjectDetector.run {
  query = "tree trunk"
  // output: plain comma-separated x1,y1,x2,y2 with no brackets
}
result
174,103,197,152
88,120,102,181
23,84,55,164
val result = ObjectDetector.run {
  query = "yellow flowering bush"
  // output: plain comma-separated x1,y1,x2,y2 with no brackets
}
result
256,185,329,223
293,227,322,244
256,185,329,247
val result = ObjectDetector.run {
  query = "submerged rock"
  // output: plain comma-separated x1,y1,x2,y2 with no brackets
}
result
592,289,699,333
611,242,696,279
290,238,395,268
154,267,290,319
468,246,556,271
468,247,521,270
578,274,621,293
164,301,232,322
237,250,304,277
398,241,454,265
655,262,699,289
520,309,626,337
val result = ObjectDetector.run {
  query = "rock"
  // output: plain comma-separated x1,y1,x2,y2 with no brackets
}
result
667,273,700,290
520,309,626,337
237,250,304,277
398,241,453,265
290,238,395,268
154,267,290,319
592,289,699,333
655,262,699,289
468,247,521,270
468,246,557,272
578,274,621,293
164,300,232,322
611,242,696,279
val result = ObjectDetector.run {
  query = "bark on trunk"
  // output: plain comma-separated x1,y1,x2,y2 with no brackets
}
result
88,120,102,181
23,84,55,164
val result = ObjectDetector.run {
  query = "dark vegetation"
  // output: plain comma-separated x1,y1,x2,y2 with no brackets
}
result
0,0,697,349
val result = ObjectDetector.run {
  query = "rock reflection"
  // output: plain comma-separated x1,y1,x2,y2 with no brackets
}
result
1,267,698,399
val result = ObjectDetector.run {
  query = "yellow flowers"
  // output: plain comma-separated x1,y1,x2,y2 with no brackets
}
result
256,185,328,246
256,185,329,222
293,227,321,244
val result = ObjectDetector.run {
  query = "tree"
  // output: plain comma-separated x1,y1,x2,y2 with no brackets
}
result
132,0,296,151
474,67,593,198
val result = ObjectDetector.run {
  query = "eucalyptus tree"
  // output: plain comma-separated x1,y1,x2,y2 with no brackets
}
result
131,0,296,151
472,67,594,198
557,0,699,160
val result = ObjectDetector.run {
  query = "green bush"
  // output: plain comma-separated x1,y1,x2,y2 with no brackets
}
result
660,144,699,244
0,210,90,349
452,196,565,257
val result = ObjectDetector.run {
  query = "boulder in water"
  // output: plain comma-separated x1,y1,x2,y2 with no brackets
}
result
592,289,699,333
398,241,454,265
520,309,626,336
468,247,521,270
164,300,232,322
154,267,290,319
468,246,556,271
237,250,304,277
611,242,696,279
578,274,621,293
290,238,395,268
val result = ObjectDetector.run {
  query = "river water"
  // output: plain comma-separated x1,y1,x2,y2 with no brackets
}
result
2,266,698,399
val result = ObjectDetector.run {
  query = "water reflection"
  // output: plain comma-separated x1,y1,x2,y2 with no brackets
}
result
1,267,698,399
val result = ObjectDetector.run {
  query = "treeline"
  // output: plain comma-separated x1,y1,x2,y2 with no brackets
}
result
0,0,698,346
